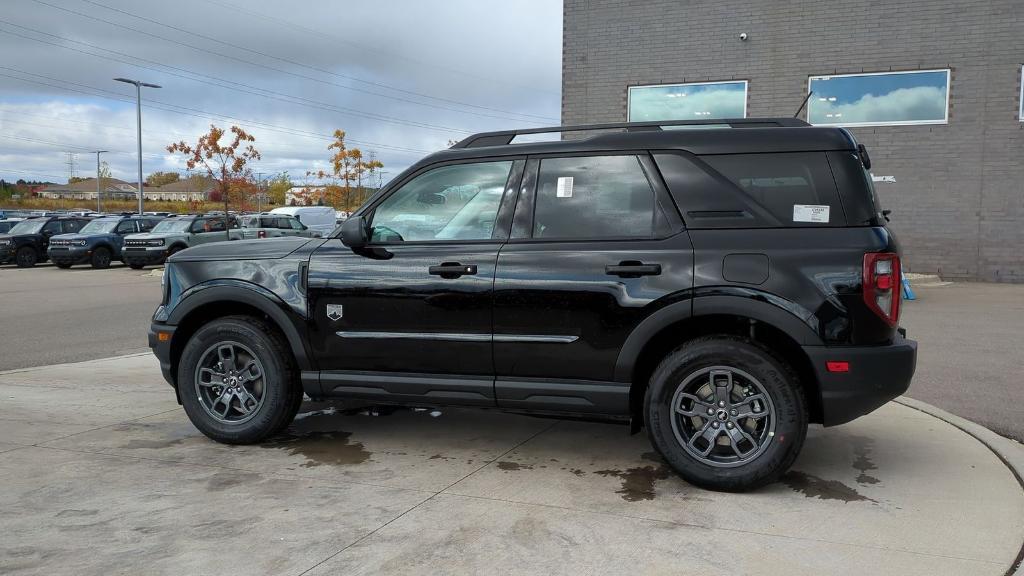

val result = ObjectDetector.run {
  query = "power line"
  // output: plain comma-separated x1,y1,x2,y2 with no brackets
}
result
75,0,557,123
0,19,472,135
0,67,438,155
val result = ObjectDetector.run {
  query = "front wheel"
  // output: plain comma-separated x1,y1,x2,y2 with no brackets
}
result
645,336,807,492
15,247,38,268
90,247,112,269
178,316,303,444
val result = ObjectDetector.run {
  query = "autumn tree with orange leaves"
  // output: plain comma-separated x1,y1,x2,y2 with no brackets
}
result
308,129,383,210
167,125,260,237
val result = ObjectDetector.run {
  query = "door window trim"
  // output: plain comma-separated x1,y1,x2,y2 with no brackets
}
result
508,151,685,244
360,156,526,247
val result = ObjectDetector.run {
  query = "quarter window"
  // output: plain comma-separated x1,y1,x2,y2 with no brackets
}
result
807,70,950,126
533,155,660,239
628,81,748,121
370,161,513,243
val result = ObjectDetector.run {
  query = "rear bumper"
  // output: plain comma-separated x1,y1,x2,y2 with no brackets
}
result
803,335,918,426
148,322,176,387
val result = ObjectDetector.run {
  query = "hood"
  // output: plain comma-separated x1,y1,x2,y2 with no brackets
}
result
51,232,113,243
168,237,314,262
0,232,40,242
124,232,172,241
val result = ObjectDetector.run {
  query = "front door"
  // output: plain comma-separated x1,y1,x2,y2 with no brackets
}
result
492,153,693,414
307,158,524,405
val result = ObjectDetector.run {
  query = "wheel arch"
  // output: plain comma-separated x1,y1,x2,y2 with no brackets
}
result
166,283,312,387
618,296,824,429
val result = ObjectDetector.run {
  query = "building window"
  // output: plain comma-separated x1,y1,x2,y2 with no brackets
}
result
807,69,950,127
628,81,747,121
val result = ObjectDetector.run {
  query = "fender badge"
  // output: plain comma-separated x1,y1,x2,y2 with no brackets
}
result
326,304,343,321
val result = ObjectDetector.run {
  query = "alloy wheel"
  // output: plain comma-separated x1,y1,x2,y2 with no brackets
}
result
193,341,267,425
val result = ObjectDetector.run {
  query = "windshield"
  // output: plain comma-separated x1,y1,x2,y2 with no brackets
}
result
8,219,45,234
150,219,192,233
79,220,120,234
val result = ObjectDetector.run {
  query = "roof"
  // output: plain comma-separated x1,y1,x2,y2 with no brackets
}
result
41,178,135,193
151,175,217,192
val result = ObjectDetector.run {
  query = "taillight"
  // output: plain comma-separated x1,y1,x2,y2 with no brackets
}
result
863,252,901,327
257,230,266,239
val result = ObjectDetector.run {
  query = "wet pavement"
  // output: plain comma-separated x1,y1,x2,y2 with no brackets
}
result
0,354,1022,575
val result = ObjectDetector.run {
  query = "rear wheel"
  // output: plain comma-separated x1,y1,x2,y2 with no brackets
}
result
178,316,302,444
15,247,37,268
645,336,807,492
90,247,112,269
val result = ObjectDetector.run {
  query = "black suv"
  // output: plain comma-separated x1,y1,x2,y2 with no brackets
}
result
0,216,92,267
148,119,917,492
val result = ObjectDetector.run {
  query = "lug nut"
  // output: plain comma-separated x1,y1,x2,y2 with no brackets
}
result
726,422,734,429
706,408,714,415
712,422,720,428
718,401,726,407
730,409,737,416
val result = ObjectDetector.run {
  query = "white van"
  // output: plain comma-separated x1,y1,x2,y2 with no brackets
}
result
269,206,338,238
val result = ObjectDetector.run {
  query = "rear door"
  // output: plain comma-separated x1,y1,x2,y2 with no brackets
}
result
492,153,692,414
306,158,524,404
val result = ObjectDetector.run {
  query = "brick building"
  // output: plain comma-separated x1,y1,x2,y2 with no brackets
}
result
562,0,1023,281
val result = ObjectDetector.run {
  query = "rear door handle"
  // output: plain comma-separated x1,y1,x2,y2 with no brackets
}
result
605,262,661,278
429,262,477,278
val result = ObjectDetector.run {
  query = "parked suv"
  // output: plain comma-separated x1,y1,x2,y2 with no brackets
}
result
122,214,241,269
48,216,163,269
147,119,917,492
238,213,318,239
0,216,92,267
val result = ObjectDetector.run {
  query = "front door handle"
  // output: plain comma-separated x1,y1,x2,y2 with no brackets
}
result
429,262,477,279
605,261,661,278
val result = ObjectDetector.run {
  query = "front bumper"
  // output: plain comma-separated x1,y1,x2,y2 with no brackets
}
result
0,245,13,263
123,247,168,265
803,335,918,426
47,246,91,264
148,322,176,387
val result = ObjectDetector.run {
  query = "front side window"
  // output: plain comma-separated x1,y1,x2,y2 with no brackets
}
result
807,70,950,126
628,81,747,121
370,161,513,243
533,155,659,239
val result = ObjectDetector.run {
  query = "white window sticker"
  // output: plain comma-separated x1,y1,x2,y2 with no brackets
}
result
793,204,830,223
556,176,574,198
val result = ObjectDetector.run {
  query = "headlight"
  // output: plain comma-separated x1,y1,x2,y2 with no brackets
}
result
148,239,165,247
0,240,9,246
76,240,88,246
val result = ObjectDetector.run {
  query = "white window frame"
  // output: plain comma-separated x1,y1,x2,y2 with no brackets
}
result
1019,65,1023,122
806,69,951,127
627,80,749,121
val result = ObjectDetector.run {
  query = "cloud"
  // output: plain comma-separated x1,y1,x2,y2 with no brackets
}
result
0,0,562,184
629,86,746,121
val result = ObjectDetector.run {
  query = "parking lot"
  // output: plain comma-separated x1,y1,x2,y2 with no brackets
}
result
0,267,1023,574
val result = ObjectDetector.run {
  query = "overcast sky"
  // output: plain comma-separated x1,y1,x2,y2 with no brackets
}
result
0,0,562,186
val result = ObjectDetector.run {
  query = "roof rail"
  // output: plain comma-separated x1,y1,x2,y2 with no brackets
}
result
450,118,811,149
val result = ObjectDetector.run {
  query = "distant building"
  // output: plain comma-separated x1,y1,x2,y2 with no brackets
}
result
145,176,217,201
38,178,138,200
286,186,328,206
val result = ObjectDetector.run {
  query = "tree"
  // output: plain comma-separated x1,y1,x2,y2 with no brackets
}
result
309,129,384,211
167,125,260,237
68,176,88,184
146,171,180,187
266,172,291,205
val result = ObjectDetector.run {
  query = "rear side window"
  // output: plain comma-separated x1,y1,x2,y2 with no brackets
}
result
533,155,662,239
654,152,845,228
700,153,844,227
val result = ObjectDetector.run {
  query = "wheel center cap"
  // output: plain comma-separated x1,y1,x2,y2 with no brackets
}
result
716,409,729,421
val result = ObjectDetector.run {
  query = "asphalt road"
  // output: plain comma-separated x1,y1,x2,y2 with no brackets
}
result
0,262,161,371
1,262,1020,441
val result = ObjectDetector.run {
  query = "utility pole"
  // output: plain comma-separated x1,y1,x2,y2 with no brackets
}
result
256,171,263,213
114,78,161,215
90,150,108,213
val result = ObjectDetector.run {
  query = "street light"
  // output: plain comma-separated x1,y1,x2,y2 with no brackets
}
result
114,77,161,215
89,150,108,213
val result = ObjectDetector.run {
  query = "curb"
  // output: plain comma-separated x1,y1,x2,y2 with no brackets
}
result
895,396,1024,576
0,351,151,376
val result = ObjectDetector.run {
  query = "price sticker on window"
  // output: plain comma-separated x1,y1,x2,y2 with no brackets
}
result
793,204,830,223
556,176,574,198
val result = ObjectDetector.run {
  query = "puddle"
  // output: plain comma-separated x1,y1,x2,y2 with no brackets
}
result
497,461,533,471
594,456,672,502
261,416,371,467
782,471,876,503
850,436,880,485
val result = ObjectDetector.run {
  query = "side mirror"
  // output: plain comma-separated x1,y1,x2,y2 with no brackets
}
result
340,215,368,249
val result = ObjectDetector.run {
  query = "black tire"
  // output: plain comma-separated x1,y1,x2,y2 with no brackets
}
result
90,247,112,269
178,315,302,444
645,335,807,492
127,261,145,270
54,261,74,269
15,246,37,268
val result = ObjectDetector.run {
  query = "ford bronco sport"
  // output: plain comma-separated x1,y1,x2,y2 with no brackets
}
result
0,216,92,267
122,214,241,269
148,119,917,492
48,215,163,269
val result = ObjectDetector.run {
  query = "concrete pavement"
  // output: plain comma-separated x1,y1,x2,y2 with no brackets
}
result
1,354,1021,575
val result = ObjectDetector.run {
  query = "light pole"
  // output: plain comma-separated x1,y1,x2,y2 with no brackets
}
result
114,77,161,215
89,150,108,213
